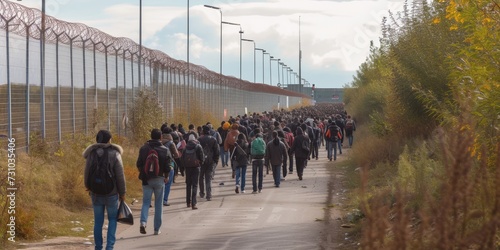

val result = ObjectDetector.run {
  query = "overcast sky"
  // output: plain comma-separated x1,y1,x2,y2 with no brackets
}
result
16,0,404,88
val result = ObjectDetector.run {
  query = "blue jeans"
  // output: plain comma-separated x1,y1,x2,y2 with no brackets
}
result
235,165,247,192
220,146,229,166
337,140,343,154
163,168,174,204
185,167,200,205
140,177,165,232
199,163,214,199
348,134,354,147
272,164,281,186
326,140,338,160
252,160,264,192
91,193,119,250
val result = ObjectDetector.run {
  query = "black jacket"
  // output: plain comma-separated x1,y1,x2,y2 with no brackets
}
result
290,128,310,159
198,135,220,165
183,140,205,167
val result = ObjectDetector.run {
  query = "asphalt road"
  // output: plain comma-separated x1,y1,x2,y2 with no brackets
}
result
114,148,340,250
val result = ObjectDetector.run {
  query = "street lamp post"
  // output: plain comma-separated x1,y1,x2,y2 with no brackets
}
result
203,4,223,117
221,21,242,79
270,57,280,86
241,38,255,82
255,48,265,84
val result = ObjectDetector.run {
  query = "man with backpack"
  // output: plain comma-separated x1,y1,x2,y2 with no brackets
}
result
344,115,356,148
181,134,205,209
324,120,341,161
224,123,241,178
198,125,220,201
290,127,310,180
83,130,126,250
136,129,172,235
265,131,288,188
250,128,266,193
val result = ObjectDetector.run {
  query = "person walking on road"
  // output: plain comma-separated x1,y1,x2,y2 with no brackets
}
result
250,129,266,193
181,134,204,210
344,115,356,148
198,125,220,201
161,130,179,206
232,133,249,193
290,127,310,180
136,129,172,235
265,131,288,187
84,130,126,250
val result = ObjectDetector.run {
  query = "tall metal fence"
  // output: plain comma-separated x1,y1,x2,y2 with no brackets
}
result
0,0,309,150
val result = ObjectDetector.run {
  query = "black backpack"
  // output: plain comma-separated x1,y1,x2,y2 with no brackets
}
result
88,148,115,195
326,125,340,142
181,145,201,168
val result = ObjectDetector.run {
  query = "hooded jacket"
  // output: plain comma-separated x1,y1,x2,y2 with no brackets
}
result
264,137,288,167
83,143,126,197
290,127,310,159
183,139,205,167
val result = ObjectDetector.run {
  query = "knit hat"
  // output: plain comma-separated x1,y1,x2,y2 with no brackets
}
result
96,130,112,143
223,122,231,130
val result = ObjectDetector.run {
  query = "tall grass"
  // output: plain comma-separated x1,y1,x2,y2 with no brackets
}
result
358,116,500,249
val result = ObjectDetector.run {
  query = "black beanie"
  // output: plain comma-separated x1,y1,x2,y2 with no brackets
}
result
96,130,112,143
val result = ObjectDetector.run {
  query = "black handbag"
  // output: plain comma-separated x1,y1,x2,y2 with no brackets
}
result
117,201,134,225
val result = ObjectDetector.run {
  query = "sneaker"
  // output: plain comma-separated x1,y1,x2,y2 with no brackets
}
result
140,226,146,234
241,190,245,193
258,189,262,193
299,176,303,180
163,202,170,206
200,193,205,198
192,205,198,210
187,203,191,208
235,186,239,194
207,197,212,201
154,230,161,235
252,191,258,194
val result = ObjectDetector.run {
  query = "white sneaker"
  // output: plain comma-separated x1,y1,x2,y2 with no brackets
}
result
241,190,246,193
154,230,161,235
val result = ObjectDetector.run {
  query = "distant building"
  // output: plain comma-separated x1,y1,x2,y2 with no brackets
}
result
285,84,345,104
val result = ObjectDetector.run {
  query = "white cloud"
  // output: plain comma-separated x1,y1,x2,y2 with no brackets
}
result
14,0,405,88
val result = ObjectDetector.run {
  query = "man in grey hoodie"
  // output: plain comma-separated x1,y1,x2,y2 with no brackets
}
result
83,130,126,250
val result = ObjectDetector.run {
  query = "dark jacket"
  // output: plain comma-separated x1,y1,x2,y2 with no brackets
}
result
290,128,310,159
231,138,249,167
83,143,126,197
265,138,288,167
183,140,204,167
198,134,220,166
136,140,172,178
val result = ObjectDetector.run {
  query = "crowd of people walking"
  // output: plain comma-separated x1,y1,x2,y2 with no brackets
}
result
83,103,356,249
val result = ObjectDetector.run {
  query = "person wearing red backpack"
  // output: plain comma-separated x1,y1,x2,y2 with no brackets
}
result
136,129,172,235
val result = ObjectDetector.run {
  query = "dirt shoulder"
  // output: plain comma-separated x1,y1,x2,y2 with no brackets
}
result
321,147,360,250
